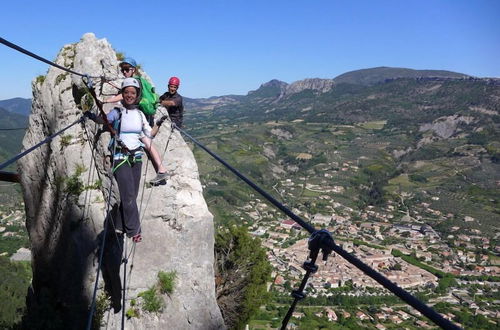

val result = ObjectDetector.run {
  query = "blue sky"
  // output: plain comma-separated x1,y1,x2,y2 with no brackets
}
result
1,0,499,100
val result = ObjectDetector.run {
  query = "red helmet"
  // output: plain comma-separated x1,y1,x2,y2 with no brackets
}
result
168,76,180,86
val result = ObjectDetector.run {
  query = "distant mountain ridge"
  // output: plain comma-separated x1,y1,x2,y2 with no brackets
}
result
332,66,470,85
0,107,28,167
1,67,489,119
0,107,28,128
0,97,31,116
185,65,500,240
184,66,473,110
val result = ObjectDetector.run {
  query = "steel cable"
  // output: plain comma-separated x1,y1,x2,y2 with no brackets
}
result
175,124,461,330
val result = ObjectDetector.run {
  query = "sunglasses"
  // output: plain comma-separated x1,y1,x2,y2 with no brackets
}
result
121,67,134,73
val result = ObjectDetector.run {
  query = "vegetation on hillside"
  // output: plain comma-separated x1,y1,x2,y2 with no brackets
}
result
1,71,499,328
0,257,31,329
188,77,500,235
187,75,499,328
214,225,272,329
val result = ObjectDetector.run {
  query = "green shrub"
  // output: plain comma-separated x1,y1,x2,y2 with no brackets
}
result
36,75,45,84
60,134,73,148
65,166,86,196
92,293,110,329
157,271,176,295
55,73,68,86
126,308,139,319
86,179,102,190
215,225,272,329
81,93,95,111
138,287,164,313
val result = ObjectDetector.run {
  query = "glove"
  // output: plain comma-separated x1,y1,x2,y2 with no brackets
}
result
84,111,98,121
156,115,169,127
96,99,104,108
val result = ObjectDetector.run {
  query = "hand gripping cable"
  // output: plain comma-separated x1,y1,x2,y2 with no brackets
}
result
82,76,129,154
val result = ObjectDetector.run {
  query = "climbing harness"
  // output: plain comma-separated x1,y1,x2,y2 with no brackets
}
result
112,151,143,172
82,76,130,155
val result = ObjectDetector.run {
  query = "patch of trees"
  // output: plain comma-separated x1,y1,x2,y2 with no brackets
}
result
409,173,428,183
458,275,500,282
0,257,31,329
352,160,399,207
435,303,497,330
301,293,401,307
214,225,272,329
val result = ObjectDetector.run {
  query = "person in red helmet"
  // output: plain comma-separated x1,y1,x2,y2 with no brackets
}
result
158,76,184,128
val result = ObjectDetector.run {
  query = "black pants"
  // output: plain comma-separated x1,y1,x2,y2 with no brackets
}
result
113,160,142,237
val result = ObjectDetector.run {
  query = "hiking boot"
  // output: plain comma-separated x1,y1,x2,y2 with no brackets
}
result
149,172,168,185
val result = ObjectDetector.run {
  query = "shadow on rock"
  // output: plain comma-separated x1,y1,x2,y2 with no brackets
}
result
98,205,124,313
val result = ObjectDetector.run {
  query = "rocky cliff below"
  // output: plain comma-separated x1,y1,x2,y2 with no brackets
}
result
17,33,224,329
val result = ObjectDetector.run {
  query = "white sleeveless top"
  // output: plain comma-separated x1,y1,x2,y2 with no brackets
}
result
107,107,152,150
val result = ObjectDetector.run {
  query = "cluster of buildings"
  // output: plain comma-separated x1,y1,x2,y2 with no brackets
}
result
243,188,499,326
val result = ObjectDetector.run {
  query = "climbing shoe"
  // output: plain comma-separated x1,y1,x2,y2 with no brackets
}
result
149,172,168,185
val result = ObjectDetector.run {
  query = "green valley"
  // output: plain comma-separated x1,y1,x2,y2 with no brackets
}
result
185,68,500,329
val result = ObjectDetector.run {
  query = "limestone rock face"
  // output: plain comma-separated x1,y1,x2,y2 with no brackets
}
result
18,33,224,329
248,78,334,101
419,115,475,139
282,78,335,97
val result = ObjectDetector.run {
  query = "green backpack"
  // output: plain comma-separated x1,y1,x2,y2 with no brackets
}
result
137,76,159,115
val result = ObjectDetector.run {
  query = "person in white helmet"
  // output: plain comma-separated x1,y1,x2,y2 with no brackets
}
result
105,57,168,184
91,77,164,242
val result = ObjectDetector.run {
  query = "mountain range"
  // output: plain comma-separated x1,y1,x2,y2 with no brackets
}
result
0,107,28,167
0,66,481,119
0,97,31,116
184,66,474,110
182,67,500,236
1,65,499,328
1,67,499,231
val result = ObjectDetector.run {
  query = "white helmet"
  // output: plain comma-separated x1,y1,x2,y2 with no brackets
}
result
121,77,141,90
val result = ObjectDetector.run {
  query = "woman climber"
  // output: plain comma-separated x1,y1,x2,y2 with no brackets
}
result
90,77,164,242
104,57,168,184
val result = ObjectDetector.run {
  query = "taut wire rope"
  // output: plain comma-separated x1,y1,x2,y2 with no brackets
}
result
174,124,461,330
0,116,86,170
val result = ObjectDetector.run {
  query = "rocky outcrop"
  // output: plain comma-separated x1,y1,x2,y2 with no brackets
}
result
247,79,288,99
18,33,224,329
419,115,475,139
184,95,243,111
248,78,335,101
281,78,335,97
